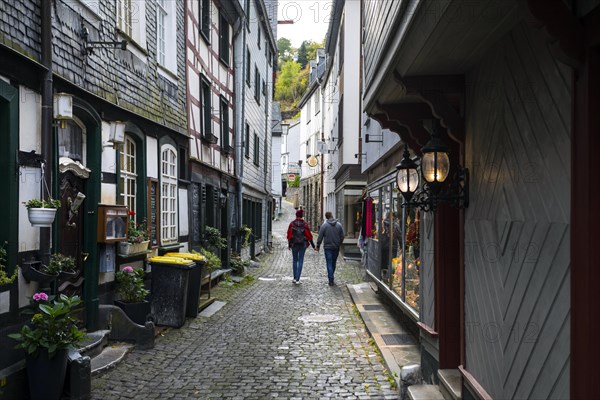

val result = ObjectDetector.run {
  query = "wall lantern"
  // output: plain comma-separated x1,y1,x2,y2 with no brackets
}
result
53,93,73,129
396,120,469,212
109,121,126,145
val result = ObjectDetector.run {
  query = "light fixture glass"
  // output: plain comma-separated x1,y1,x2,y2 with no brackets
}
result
109,121,126,144
396,145,420,201
422,151,449,183
53,93,73,129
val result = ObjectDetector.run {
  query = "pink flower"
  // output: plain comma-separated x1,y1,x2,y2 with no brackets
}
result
33,292,49,301
122,266,134,273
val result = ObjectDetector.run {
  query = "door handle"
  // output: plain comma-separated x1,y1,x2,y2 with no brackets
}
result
82,252,89,262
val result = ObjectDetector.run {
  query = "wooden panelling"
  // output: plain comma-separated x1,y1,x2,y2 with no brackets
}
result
362,0,403,88
464,22,571,398
421,211,435,329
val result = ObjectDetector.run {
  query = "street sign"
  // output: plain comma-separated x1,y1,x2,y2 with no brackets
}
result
287,174,296,182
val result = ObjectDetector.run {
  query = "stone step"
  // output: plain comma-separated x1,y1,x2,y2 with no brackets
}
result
408,385,445,400
78,330,110,359
90,343,134,376
438,369,462,400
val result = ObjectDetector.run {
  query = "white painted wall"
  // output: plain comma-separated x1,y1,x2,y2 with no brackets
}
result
146,137,158,179
341,1,361,166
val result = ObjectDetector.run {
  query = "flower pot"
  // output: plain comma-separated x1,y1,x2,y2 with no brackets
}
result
58,269,78,281
114,299,151,325
26,348,68,400
118,240,150,255
27,208,57,227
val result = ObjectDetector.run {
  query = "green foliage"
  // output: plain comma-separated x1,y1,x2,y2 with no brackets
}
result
229,253,250,275
277,37,294,67
240,225,252,248
24,198,61,209
115,267,149,303
288,175,300,188
297,41,309,69
197,248,221,272
274,60,309,112
205,226,227,250
127,212,149,244
8,294,85,359
0,242,18,285
45,253,76,275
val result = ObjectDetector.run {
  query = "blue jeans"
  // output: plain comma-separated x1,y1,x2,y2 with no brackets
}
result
291,245,307,281
324,248,339,283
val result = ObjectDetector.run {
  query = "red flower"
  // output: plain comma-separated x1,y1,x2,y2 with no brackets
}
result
128,211,136,216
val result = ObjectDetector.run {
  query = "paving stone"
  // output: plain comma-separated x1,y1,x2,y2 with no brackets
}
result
91,201,398,399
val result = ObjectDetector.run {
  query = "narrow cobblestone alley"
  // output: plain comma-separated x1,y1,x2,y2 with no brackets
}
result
91,201,398,399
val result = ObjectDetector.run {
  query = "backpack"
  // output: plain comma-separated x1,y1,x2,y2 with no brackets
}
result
291,221,306,246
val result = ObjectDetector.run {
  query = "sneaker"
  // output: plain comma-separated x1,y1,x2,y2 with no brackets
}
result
295,280,301,285
292,279,297,284
328,281,334,286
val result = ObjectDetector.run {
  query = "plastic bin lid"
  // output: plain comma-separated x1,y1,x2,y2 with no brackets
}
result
164,252,205,261
148,256,195,266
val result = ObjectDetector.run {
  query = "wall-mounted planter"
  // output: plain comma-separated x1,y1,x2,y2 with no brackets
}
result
27,208,57,227
21,261,58,284
118,240,150,256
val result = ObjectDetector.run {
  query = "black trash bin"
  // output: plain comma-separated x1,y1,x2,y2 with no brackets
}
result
164,252,206,317
149,256,195,327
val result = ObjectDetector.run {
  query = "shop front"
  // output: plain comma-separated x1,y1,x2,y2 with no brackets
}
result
363,172,420,324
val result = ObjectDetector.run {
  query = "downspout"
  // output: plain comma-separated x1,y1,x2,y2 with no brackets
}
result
263,41,270,249
40,0,53,266
234,11,247,254
319,74,325,220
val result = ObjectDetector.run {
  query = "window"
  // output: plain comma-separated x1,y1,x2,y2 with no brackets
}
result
120,135,137,213
262,79,266,96
157,0,166,65
201,78,212,137
244,123,250,158
253,133,259,165
246,48,251,86
117,0,133,37
58,120,86,162
219,13,230,65
254,65,261,105
220,97,230,148
315,89,320,115
307,99,312,122
156,0,176,72
200,0,210,41
161,145,178,244
257,26,261,48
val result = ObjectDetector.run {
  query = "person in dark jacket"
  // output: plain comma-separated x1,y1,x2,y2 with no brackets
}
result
286,209,315,284
316,211,345,286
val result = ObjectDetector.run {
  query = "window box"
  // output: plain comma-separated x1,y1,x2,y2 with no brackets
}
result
201,133,218,145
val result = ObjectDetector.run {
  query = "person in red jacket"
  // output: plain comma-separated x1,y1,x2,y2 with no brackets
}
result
287,209,316,284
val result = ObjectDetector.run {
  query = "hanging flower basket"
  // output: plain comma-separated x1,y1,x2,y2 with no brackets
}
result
24,198,61,228
27,208,58,227
118,240,150,255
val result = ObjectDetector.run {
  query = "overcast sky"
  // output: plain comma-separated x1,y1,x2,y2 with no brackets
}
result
277,0,332,47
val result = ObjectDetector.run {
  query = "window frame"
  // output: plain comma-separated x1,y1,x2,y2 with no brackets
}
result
220,96,230,149
219,12,230,66
200,0,211,42
244,123,250,158
160,144,178,245
253,132,260,165
201,76,212,138
119,135,138,214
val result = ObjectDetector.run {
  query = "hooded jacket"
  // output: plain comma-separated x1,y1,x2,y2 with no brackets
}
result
316,218,345,250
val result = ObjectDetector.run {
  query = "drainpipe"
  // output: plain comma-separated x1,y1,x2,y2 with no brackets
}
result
40,0,53,266
263,43,270,249
234,11,247,254
319,75,325,221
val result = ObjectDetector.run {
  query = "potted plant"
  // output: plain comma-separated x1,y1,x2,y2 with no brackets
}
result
24,198,61,227
47,253,77,280
114,266,150,325
0,242,18,289
8,293,85,400
118,212,150,255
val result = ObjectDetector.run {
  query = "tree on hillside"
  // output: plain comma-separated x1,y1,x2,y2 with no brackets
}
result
297,41,309,69
274,60,309,112
277,37,294,68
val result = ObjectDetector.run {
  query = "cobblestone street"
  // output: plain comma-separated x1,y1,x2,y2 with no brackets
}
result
91,202,397,399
